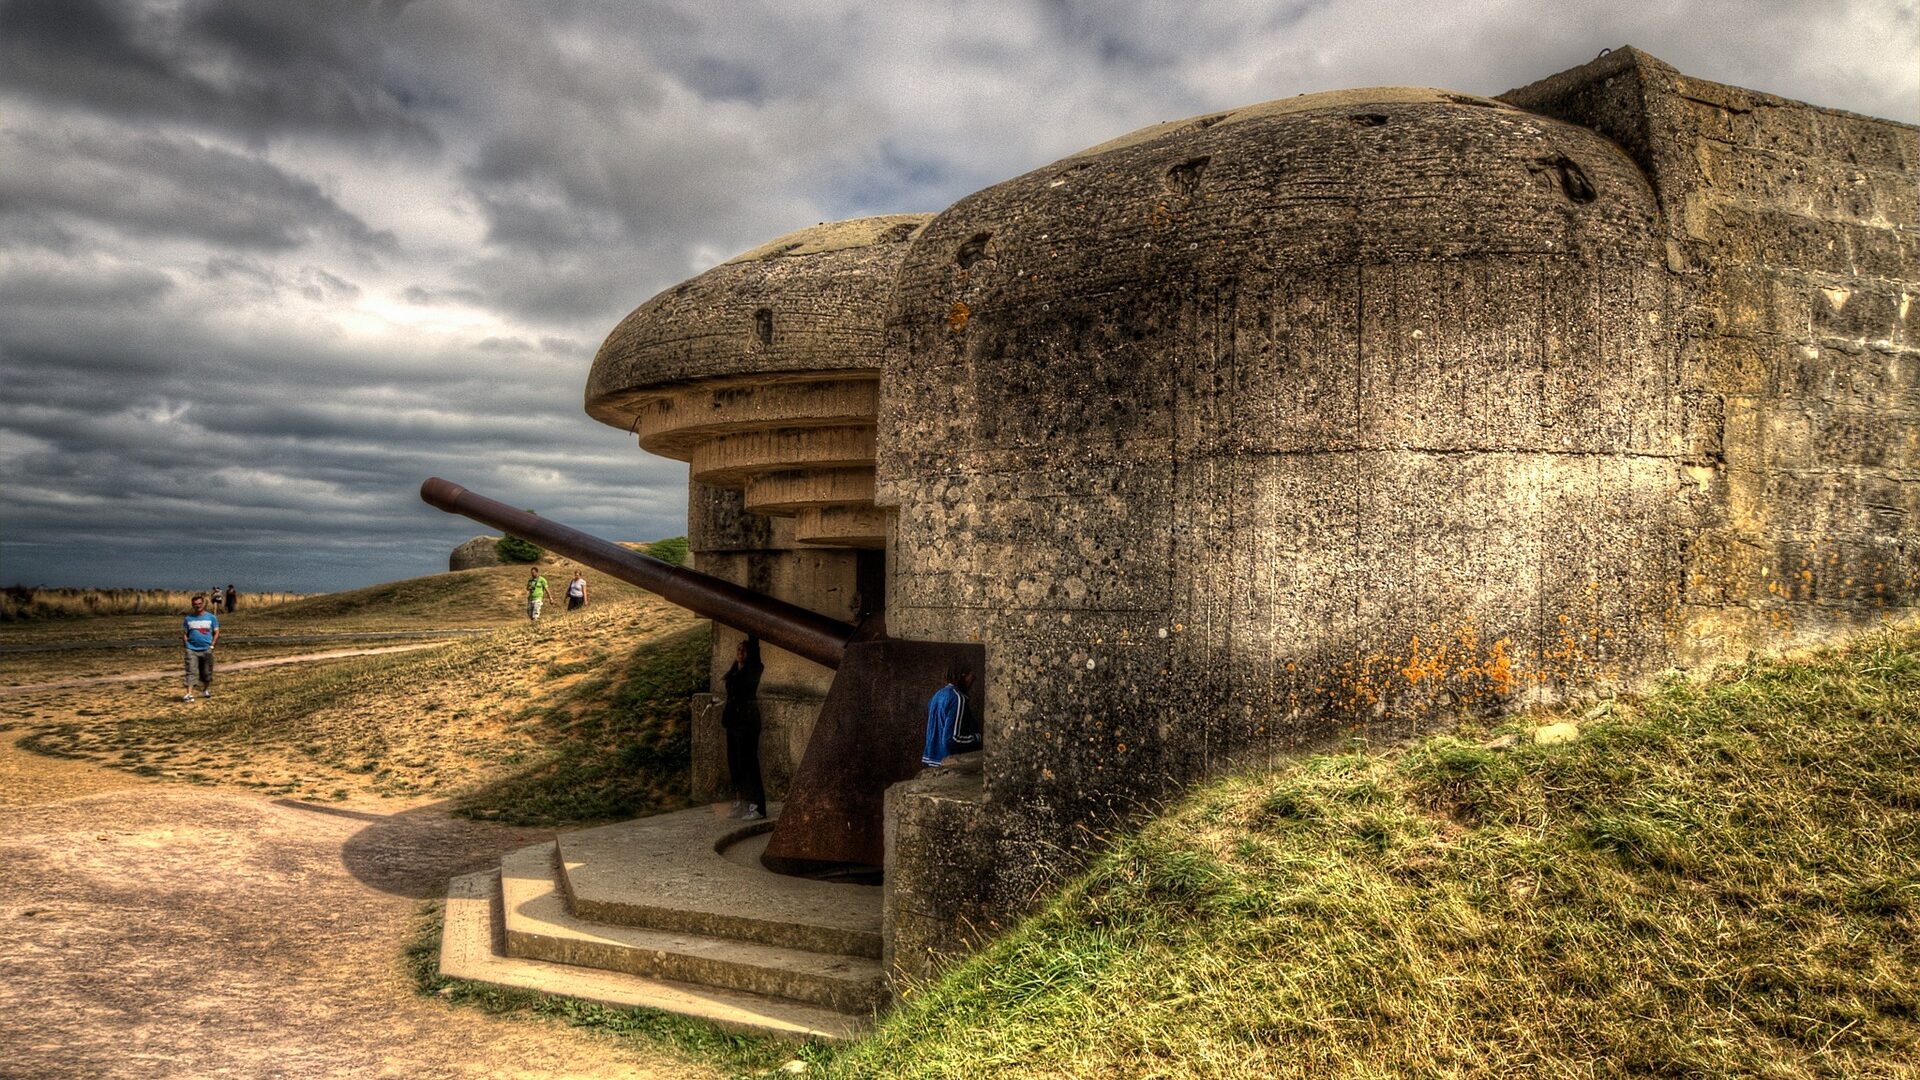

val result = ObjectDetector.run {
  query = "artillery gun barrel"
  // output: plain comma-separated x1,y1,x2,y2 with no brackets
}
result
420,477,853,669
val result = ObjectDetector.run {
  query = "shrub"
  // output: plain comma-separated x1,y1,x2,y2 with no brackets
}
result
641,536,689,566
495,534,544,564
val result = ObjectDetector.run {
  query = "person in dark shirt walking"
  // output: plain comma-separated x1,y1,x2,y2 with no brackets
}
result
722,637,766,820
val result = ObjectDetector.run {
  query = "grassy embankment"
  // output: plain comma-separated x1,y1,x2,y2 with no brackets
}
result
10,554,712,821
823,625,1919,1079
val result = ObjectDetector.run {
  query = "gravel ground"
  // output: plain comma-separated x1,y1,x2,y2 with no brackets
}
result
0,736,712,1080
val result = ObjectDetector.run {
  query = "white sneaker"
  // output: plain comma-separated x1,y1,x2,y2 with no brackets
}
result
182,693,195,701
742,804,764,820
201,689,212,698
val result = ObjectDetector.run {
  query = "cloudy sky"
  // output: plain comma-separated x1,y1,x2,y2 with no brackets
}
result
2,0,1914,593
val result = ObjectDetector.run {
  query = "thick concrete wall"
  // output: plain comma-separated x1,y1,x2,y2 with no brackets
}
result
876,66,1918,981
1502,48,1918,661
876,88,1683,977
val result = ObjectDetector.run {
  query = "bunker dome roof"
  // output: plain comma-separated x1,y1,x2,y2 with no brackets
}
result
586,214,931,430
894,84,1656,290
880,85,1664,480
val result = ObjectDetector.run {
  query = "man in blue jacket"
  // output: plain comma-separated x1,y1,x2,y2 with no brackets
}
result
922,661,978,767
181,594,219,701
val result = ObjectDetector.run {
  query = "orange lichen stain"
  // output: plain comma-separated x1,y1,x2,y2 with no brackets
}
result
1399,633,1449,685
1481,638,1514,696
1449,626,1515,698
946,300,971,332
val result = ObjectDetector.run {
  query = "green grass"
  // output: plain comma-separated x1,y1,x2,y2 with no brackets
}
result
639,536,690,566
453,624,711,825
824,627,1920,1079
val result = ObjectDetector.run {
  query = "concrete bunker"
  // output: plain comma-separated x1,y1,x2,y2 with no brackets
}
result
432,47,1916,1031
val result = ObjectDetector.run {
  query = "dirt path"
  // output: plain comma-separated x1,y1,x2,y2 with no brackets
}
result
0,737,713,1080
0,643,451,695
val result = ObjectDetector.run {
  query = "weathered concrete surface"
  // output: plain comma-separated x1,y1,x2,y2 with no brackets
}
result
593,220,926,804
0,757,705,1079
449,535,504,571
875,65,1917,980
586,215,929,549
586,214,929,415
877,86,1679,977
443,870,868,1041
1502,47,1919,663
500,843,883,1013
558,804,882,958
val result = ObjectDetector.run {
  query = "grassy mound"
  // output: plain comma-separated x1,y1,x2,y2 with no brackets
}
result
453,623,710,824
830,628,1919,1078
21,596,707,809
249,562,654,634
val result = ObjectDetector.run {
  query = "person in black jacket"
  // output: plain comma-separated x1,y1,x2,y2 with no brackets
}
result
722,636,766,820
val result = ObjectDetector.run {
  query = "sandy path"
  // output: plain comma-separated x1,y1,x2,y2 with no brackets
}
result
0,737,712,1080
0,643,450,695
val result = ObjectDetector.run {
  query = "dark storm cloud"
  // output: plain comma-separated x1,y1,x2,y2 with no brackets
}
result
0,261,172,307
0,0,1911,593
0,128,396,252
0,0,436,147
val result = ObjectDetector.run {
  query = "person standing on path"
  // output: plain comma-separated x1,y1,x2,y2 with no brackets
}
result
526,566,549,624
224,584,237,613
181,594,219,700
922,660,977,767
566,572,587,612
722,637,766,820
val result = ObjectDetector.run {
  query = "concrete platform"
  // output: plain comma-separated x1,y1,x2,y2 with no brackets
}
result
558,804,883,958
502,843,884,1012
437,803,886,1039
440,871,870,1040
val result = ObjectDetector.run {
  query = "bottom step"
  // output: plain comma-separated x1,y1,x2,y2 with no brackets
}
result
438,870,871,1041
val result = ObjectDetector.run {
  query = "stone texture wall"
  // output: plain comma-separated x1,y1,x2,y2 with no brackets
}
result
448,535,504,571
875,70,1917,980
1502,48,1918,662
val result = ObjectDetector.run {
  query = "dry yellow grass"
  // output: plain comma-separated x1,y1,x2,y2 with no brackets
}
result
2,558,705,809
1,586,307,621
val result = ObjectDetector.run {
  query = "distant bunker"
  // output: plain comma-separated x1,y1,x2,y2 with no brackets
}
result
585,49,1917,981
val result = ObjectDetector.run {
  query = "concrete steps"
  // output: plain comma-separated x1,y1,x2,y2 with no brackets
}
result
501,843,884,1013
438,804,885,1040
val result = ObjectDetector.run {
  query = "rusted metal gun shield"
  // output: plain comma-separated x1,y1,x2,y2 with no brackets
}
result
761,639,985,875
